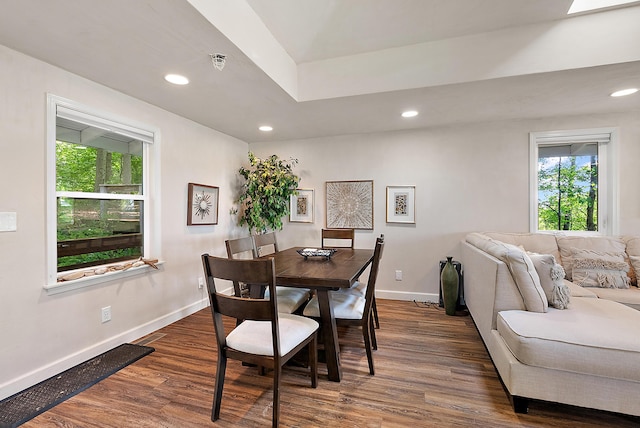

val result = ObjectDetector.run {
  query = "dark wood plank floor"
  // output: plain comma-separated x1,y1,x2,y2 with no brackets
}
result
23,300,639,427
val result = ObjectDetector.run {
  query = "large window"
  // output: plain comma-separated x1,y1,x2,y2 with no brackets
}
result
46,95,159,292
529,128,618,235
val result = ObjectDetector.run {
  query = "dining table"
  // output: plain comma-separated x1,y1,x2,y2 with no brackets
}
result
261,246,374,382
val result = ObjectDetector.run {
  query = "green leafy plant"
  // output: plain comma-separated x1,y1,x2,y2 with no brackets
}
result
236,152,300,233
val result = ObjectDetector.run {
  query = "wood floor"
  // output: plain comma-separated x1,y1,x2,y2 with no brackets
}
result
24,299,639,427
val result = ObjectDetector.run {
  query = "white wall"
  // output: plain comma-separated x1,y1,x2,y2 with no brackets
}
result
250,112,640,302
0,45,248,399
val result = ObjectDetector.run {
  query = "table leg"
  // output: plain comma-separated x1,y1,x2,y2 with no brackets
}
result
316,289,342,382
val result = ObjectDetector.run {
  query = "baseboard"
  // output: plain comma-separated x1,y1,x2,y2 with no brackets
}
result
376,289,439,303
0,298,209,401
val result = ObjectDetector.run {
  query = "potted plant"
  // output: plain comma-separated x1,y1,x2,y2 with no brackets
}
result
236,152,300,233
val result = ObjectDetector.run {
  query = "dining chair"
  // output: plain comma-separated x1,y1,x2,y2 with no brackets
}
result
225,236,257,297
253,232,311,314
201,254,318,427
303,236,384,375
344,234,384,329
321,228,355,249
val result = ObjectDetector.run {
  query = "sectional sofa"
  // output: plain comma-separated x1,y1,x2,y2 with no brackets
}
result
461,232,640,417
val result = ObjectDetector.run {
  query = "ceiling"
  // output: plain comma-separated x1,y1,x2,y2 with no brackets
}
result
0,0,639,143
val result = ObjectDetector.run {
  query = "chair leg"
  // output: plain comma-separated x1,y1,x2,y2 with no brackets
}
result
272,366,282,427
309,335,318,388
372,297,380,329
211,354,227,421
363,320,375,375
371,317,378,350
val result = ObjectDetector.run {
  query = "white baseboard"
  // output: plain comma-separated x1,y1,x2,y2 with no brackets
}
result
376,289,439,303
0,298,209,401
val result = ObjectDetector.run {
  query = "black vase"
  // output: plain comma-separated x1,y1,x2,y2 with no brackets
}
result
441,256,459,316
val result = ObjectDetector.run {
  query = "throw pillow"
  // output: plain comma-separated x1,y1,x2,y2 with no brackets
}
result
528,253,571,309
571,248,630,289
623,236,640,286
502,243,548,313
556,236,626,280
629,256,640,287
465,234,547,312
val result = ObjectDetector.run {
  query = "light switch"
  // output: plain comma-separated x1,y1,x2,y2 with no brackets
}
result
0,212,17,232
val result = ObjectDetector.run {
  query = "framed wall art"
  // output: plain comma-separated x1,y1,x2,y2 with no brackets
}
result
326,180,373,230
187,183,219,225
290,188,314,223
386,185,415,224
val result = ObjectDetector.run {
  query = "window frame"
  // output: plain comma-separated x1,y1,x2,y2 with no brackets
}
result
45,94,161,294
529,127,619,236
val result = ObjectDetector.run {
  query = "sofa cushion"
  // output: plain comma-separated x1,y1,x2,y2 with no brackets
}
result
556,235,626,280
571,248,630,289
484,232,561,262
563,279,597,298
497,297,640,382
466,233,547,312
529,253,570,309
589,287,640,310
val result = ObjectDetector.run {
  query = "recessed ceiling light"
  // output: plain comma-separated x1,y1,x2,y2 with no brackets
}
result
259,125,273,132
402,110,418,118
610,88,638,97
164,74,189,85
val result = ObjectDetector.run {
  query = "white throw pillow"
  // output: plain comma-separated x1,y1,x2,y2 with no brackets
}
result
556,236,626,280
502,243,548,313
629,256,640,287
466,234,548,312
528,253,571,309
571,248,630,289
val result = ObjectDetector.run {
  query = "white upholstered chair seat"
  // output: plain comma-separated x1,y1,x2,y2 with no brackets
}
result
264,286,311,314
340,280,366,297
303,291,365,319
227,313,319,356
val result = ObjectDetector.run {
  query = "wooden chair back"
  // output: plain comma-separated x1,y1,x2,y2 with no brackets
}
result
363,236,385,317
203,255,277,322
253,231,279,256
322,228,355,249
224,236,257,297
225,236,256,259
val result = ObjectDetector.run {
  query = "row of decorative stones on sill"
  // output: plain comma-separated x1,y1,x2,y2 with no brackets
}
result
57,257,159,282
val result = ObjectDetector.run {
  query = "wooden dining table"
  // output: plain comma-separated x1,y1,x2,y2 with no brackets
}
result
261,246,374,382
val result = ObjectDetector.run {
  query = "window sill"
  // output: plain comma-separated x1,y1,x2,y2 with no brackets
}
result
44,261,164,295
533,230,606,237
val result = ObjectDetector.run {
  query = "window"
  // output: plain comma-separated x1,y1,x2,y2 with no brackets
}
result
46,95,159,292
529,128,618,235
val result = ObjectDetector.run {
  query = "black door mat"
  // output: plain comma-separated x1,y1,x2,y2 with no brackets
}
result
0,343,154,428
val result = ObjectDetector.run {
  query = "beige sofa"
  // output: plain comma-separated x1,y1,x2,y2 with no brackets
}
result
461,232,640,417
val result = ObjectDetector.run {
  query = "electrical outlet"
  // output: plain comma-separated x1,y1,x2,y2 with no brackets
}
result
0,212,17,232
101,306,111,323
198,277,204,289
395,270,403,281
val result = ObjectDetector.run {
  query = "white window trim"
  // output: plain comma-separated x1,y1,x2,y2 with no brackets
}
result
529,127,619,236
45,94,162,294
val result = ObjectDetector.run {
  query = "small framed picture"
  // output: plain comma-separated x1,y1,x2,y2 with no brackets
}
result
386,185,415,224
187,183,219,225
290,189,314,223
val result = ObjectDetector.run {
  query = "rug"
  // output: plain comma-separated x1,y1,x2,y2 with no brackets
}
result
0,343,154,427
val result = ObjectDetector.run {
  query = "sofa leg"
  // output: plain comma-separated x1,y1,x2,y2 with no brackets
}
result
512,396,529,414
